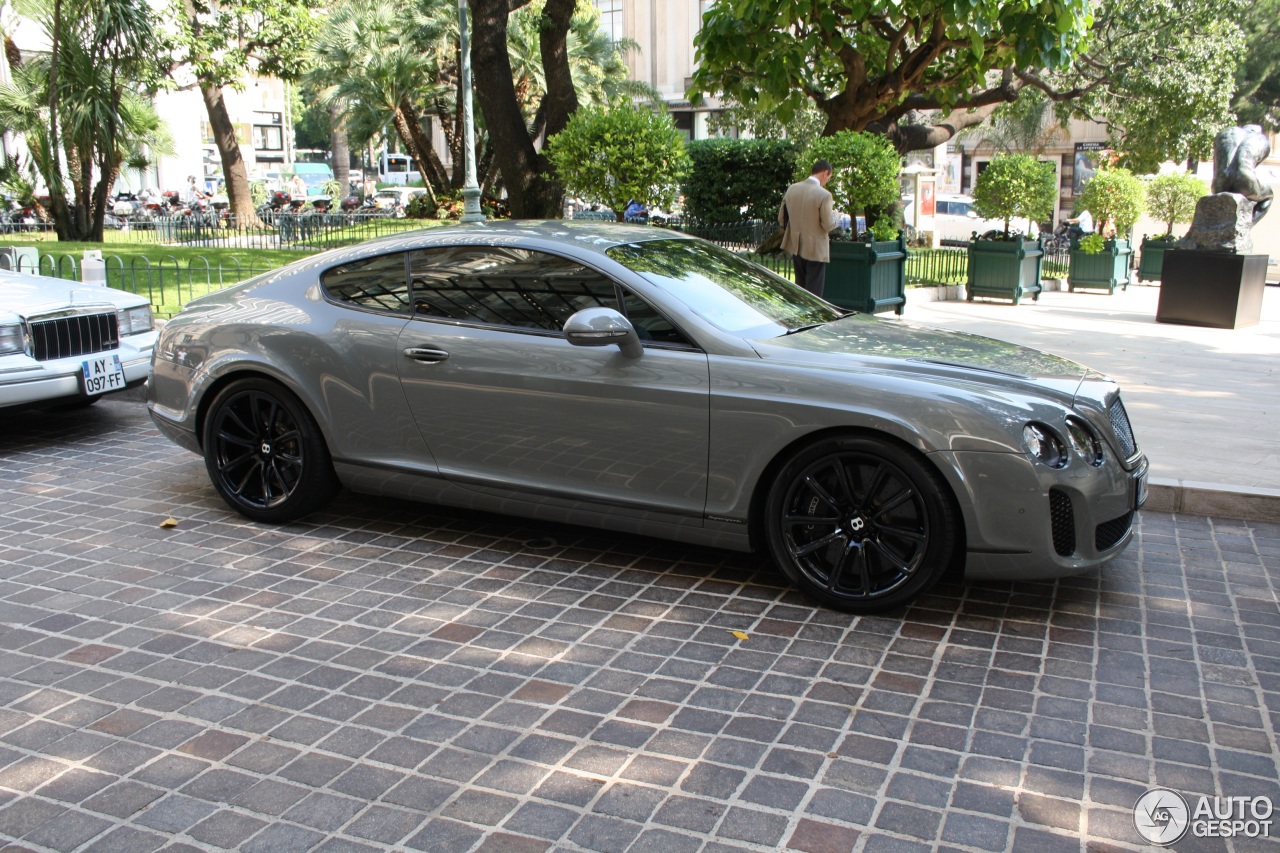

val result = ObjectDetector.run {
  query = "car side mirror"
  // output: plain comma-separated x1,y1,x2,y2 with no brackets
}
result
564,307,643,359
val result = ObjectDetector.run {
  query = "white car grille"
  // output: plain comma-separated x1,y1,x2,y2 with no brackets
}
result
29,312,119,361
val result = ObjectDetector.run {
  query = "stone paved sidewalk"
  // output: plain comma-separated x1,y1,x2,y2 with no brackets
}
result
0,399,1277,853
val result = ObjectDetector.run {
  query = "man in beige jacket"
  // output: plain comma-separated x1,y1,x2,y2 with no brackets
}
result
779,160,838,297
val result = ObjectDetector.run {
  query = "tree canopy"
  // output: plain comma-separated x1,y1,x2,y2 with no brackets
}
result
545,102,690,221
691,0,1249,167
168,0,323,223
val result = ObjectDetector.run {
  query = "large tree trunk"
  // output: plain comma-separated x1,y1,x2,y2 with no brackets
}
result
200,83,259,227
329,102,350,199
470,0,576,218
390,105,437,207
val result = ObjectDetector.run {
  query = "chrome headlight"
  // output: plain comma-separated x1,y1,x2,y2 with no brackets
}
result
1022,423,1068,468
0,323,26,355
1065,417,1104,466
117,305,154,335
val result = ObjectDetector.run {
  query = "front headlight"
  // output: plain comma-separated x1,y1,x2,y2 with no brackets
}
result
1022,423,1068,468
1065,417,1104,466
0,323,26,355
117,305,154,336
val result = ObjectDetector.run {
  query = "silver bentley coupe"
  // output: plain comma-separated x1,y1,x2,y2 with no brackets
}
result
147,222,1147,613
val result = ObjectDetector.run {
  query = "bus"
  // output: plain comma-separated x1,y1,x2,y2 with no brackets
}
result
378,151,421,186
294,149,330,165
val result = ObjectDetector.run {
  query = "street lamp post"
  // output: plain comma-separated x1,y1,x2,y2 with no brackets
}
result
457,0,486,223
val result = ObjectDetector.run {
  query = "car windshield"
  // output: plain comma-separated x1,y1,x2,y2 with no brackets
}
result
608,239,845,338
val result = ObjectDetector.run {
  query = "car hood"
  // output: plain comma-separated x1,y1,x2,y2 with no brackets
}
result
751,313,1093,403
0,271,144,321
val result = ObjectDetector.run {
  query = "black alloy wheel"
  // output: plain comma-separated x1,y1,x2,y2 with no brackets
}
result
765,435,958,613
202,378,338,523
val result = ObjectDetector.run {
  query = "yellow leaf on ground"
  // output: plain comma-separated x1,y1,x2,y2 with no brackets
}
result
730,630,749,641
160,517,178,528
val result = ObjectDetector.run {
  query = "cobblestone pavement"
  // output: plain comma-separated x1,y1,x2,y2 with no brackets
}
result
1,399,1278,853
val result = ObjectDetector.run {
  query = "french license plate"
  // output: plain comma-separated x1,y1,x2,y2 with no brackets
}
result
1133,463,1149,510
81,354,126,396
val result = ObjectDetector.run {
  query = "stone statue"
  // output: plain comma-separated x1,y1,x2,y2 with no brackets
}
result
1178,125,1274,253
1212,124,1273,224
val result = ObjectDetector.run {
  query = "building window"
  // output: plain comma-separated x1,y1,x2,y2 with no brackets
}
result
253,125,284,151
595,0,622,43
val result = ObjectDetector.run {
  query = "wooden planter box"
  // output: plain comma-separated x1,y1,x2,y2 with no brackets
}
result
825,234,908,315
1136,236,1178,282
1068,238,1133,294
966,237,1044,305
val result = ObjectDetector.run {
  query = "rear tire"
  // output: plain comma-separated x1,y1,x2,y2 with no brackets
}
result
202,378,338,523
764,435,958,613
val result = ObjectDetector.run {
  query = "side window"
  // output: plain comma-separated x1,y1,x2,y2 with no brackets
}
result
321,252,410,315
408,246,618,332
621,290,694,347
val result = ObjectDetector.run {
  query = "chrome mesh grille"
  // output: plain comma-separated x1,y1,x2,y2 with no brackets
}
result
1050,488,1075,557
29,313,119,361
1095,511,1134,552
1108,397,1137,457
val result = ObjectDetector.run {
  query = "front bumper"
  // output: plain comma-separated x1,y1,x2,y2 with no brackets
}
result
0,338,155,409
934,447,1147,582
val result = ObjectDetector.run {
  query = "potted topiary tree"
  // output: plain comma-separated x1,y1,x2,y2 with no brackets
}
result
799,131,907,314
966,154,1057,304
1138,172,1208,282
546,102,691,222
1069,166,1144,294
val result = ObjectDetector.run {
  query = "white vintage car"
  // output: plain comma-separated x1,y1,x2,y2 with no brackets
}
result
0,268,157,410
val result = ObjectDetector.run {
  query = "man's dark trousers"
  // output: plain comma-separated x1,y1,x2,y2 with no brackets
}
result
794,255,826,298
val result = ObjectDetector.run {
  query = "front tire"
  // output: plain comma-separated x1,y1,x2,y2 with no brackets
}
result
202,378,338,523
764,435,958,613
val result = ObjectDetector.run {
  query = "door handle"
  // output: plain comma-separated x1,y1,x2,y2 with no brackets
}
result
403,347,450,363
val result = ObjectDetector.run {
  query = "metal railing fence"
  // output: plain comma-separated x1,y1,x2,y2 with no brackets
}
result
2,252,276,318
2,213,434,251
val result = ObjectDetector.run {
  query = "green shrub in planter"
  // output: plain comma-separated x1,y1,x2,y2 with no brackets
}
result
1146,172,1208,239
1139,173,1207,281
1069,236,1133,294
799,131,901,234
1078,233,1106,254
1077,166,1146,237
793,132,907,314
971,154,1056,238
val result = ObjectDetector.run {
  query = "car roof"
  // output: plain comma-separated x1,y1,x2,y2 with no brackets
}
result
308,221,692,268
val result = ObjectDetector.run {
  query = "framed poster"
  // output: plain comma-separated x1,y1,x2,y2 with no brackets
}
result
1073,142,1108,196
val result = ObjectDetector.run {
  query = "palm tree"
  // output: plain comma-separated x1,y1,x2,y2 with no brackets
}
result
0,0,165,239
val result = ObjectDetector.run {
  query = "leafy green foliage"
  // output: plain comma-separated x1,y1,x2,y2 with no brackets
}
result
404,193,437,219
868,218,900,242
167,0,323,89
799,132,900,220
1078,233,1107,254
1146,173,1208,237
546,103,691,221
682,139,798,223
972,155,1057,236
705,101,825,152
689,0,1246,168
249,180,268,206
1078,167,1147,237
691,0,1091,132
1070,1,1244,172
1233,0,1280,129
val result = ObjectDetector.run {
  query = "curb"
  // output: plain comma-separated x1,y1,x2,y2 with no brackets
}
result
1146,478,1280,524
